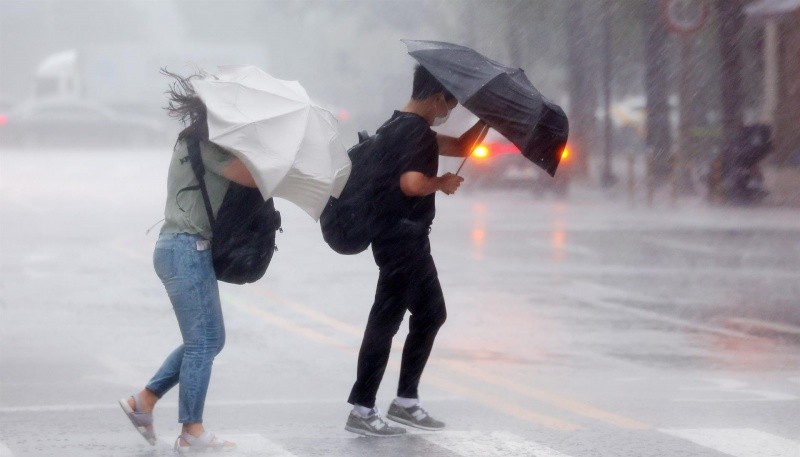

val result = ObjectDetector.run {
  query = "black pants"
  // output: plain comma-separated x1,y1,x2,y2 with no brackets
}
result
347,234,447,408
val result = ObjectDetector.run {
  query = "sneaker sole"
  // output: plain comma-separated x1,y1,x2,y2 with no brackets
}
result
344,425,406,437
385,414,445,431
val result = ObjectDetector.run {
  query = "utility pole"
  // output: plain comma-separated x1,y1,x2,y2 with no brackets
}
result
662,0,710,200
675,34,694,199
601,0,616,187
643,3,672,185
716,0,745,146
566,0,597,177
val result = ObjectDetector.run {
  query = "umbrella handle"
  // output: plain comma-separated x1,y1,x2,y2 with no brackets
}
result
455,123,489,176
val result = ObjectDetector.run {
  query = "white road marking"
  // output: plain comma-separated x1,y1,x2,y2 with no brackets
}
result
526,238,600,258
589,299,754,339
217,434,297,456
422,431,571,457
661,428,800,457
674,378,798,402
0,441,13,457
566,280,661,303
155,437,174,452
723,317,800,336
432,245,800,279
0,189,48,215
0,398,343,414
562,283,755,340
0,396,461,414
641,235,723,255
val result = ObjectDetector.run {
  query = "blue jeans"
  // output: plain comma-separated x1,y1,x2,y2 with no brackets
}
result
146,233,225,424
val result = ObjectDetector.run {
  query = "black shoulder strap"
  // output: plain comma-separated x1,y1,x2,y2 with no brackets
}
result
185,136,216,228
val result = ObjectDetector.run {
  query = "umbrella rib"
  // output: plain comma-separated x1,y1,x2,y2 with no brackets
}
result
211,104,309,138
200,79,309,105
195,67,351,220
463,70,530,105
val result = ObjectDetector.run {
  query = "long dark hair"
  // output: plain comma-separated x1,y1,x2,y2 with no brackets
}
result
161,67,209,140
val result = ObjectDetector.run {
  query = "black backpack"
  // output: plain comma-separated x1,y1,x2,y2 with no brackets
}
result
185,137,282,284
319,130,379,255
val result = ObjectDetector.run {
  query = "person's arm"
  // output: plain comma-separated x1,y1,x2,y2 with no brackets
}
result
436,120,489,157
400,171,464,196
221,159,257,188
201,141,258,188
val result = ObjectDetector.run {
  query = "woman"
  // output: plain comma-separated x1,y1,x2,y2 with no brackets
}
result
119,70,256,452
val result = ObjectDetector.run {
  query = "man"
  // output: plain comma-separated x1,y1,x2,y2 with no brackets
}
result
345,65,487,437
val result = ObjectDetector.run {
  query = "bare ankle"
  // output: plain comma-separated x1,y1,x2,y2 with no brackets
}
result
138,389,159,412
182,423,205,437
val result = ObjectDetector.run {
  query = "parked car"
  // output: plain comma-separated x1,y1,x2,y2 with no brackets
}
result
1,97,167,147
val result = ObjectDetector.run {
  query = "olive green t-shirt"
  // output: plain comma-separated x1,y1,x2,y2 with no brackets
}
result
160,138,235,239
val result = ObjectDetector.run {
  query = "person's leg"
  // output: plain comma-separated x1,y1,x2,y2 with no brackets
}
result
128,239,186,416
172,244,225,427
177,276,229,447
145,235,227,432
397,238,447,401
124,345,181,419
347,265,408,409
144,345,183,400
158,235,232,450
383,237,447,431
121,235,192,444
142,240,186,402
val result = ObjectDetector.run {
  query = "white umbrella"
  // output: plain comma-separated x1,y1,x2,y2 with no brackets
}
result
191,65,351,220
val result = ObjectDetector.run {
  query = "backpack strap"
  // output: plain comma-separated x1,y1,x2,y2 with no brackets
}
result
185,136,216,228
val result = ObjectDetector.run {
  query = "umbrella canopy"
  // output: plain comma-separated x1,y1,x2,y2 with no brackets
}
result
192,65,351,220
403,39,568,176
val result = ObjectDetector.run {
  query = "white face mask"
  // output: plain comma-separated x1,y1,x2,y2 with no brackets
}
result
432,97,452,127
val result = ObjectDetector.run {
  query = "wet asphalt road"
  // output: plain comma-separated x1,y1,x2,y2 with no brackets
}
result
1,148,799,457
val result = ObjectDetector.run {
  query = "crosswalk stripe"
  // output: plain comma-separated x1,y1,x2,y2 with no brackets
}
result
661,428,800,457
0,441,13,457
219,434,297,456
159,434,296,455
422,431,571,457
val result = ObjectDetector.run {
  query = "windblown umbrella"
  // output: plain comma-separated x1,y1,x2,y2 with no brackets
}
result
192,65,351,220
403,39,568,176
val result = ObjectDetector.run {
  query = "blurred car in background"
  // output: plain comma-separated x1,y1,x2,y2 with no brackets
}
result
0,97,167,148
440,107,570,194
462,129,571,195
462,129,533,186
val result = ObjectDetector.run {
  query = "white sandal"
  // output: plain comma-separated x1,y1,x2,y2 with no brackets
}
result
118,394,156,445
174,431,236,453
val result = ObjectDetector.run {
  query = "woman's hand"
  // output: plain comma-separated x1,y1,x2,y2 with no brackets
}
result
221,159,257,188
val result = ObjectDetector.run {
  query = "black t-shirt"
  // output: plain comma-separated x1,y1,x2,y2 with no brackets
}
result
373,111,439,239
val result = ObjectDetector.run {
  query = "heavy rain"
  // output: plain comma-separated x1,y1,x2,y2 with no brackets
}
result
0,1,798,456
